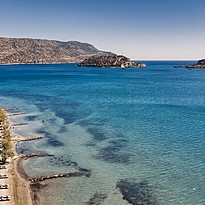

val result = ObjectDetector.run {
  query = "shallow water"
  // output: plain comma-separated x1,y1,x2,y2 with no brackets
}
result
0,62,205,205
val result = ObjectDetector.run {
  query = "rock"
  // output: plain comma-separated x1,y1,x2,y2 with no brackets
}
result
78,54,146,68
0,37,112,65
197,59,205,65
174,59,205,69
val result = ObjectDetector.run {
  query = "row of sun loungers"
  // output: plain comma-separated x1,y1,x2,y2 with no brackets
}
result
0,166,6,170
0,184,8,189
0,109,20,202
0,109,28,203
0,196,10,201
0,175,8,179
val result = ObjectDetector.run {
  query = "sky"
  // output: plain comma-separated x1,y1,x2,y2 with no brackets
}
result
0,0,205,60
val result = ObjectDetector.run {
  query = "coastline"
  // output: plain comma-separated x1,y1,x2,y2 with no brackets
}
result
8,158,33,205
4,110,33,205
0,62,74,66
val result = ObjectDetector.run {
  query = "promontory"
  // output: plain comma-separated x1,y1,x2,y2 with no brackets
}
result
0,37,112,65
78,54,146,68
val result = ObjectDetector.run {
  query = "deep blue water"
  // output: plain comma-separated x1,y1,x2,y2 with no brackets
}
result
0,61,205,205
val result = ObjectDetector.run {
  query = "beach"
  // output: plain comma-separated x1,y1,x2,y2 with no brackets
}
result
0,109,33,205
8,158,33,205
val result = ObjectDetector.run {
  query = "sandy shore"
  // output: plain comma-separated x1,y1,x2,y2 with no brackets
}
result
8,158,33,205
6,116,34,205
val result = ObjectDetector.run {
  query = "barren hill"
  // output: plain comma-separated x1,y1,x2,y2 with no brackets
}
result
0,37,109,65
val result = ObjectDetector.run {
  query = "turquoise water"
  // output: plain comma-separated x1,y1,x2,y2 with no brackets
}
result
0,62,205,205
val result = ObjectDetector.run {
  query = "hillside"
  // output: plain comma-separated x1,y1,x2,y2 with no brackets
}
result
0,37,109,65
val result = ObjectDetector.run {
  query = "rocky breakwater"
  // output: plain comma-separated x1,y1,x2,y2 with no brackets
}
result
78,54,146,68
29,172,90,183
174,59,205,69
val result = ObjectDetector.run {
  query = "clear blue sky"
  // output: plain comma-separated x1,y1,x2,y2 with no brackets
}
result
0,0,205,60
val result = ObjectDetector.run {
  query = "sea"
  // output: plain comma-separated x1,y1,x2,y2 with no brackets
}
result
0,61,205,205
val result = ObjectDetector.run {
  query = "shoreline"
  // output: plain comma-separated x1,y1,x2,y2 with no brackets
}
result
0,62,76,66
8,158,33,205
4,110,34,205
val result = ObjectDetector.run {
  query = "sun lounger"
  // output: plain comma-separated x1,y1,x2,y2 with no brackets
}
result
0,165,6,169
0,175,8,179
0,184,8,189
0,196,10,201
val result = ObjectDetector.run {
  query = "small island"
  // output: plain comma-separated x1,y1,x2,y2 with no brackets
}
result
174,59,205,69
78,54,146,68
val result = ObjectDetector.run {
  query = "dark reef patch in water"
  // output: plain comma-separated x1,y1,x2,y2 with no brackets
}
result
116,179,157,205
31,183,47,191
36,129,50,138
5,93,90,124
96,146,131,164
87,128,107,141
95,137,131,164
109,138,128,147
17,141,39,154
16,147,31,154
24,115,37,121
86,141,97,147
78,167,91,173
48,155,91,173
56,126,67,133
46,138,64,147
85,193,107,205
37,129,64,147
78,119,105,127
30,182,47,205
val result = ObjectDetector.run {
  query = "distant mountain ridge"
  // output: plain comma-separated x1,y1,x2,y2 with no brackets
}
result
0,37,112,65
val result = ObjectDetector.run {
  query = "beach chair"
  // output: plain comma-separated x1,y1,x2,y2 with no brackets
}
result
0,184,8,189
0,195,10,201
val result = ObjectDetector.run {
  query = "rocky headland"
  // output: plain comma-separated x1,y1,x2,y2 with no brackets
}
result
174,59,205,69
0,37,112,65
78,54,146,68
